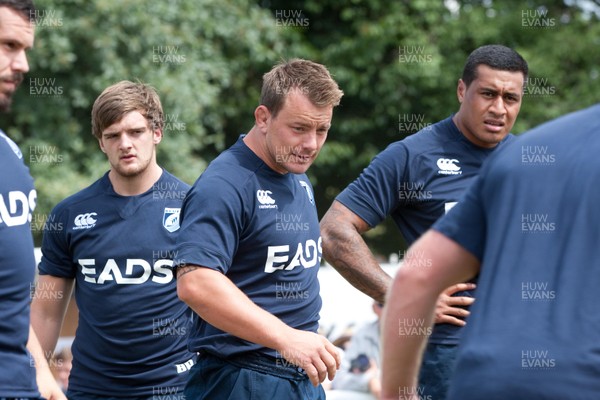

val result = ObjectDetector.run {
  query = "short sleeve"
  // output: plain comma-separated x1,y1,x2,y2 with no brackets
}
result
174,175,244,273
433,174,486,261
39,209,77,278
336,142,408,228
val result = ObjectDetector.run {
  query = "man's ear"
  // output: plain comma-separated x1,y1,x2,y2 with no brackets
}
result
254,105,271,132
457,79,466,104
153,128,163,145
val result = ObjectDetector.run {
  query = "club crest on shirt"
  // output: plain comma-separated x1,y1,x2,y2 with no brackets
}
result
299,180,314,205
163,207,181,232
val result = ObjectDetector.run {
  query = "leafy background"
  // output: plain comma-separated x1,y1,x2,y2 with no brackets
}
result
4,0,599,258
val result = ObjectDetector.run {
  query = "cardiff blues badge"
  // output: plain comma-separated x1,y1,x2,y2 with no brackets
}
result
299,180,314,205
163,207,181,232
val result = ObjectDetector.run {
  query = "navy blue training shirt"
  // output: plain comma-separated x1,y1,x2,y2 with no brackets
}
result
175,136,322,359
336,116,513,344
435,104,600,399
0,130,39,398
39,170,195,396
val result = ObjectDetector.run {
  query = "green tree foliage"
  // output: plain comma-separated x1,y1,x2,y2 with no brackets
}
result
2,0,598,255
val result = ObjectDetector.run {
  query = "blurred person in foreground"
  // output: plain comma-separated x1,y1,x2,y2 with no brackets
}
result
0,0,65,398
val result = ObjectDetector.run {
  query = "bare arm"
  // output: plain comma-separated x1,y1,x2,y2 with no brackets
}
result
27,326,67,400
380,230,480,399
177,265,341,387
321,201,476,325
30,275,74,358
320,200,391,303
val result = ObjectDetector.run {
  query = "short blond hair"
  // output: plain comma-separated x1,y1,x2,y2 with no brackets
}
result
260,59,343,117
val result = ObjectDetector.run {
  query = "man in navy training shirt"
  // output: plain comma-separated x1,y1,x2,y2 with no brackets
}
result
31,81,195,399
0,0,65,398
321,44,528,398
175,59,344,400
381,103,600,399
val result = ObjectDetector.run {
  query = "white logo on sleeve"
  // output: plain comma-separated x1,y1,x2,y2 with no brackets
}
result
73,212,97,230
257,190,278,209
437,158,462,175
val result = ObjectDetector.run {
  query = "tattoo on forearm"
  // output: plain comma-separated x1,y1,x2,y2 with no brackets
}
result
322,208,391,302
176,264,201,279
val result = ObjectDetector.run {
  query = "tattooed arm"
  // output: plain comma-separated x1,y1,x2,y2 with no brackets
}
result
176,264,203,280
320,200,391,304
321,201,476,325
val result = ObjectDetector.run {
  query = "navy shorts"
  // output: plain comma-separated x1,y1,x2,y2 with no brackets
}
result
418,342,459,400
184,352,326,400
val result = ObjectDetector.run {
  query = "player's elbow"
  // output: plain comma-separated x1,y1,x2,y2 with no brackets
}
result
176,266,227,315
320,202,368,259
176,272,196,306
319,220,338,257
392,252,440,298
394,263,428,288
320,213,350,257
